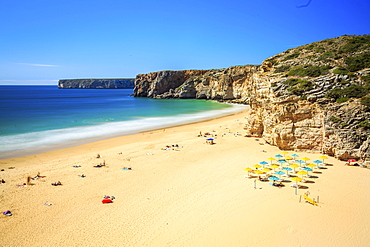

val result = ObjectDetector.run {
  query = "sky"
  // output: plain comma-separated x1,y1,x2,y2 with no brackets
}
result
0,0,369,85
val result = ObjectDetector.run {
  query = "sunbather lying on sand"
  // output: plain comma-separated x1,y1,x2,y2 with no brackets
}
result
51,181,62,186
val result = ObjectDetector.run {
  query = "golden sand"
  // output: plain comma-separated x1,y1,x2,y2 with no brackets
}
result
0,110,369,246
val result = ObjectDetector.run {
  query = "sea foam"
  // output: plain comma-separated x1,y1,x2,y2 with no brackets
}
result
0,104,249,159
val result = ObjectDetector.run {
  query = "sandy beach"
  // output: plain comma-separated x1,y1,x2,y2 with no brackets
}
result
0,110,369,247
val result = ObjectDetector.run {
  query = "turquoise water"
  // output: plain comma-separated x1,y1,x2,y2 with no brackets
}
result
0,85,248,158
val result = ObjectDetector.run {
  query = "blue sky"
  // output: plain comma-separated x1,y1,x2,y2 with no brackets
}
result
0,0,369,85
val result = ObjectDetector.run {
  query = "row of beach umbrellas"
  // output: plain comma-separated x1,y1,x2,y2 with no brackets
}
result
244,152,331,188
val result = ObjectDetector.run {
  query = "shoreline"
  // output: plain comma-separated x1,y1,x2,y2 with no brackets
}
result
1,109,369,246
0,103,248,160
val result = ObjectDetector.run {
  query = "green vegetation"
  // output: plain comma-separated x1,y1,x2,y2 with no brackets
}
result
358,121,370,129
282,52,300,61
319,51,333,61
330,116,343,123
288,65,332,77
333,67,350,75
315,47,325,53
283,79,313,95
345,52,370,72
274,65,290,73
361,96,370,107
326,84,370,103
338,36,370,54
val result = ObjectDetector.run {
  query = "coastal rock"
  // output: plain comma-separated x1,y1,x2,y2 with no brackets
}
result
133,35,370,160
58,79,135,89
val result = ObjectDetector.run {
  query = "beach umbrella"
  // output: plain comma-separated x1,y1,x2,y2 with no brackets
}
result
313,160,323,164
285,156,293,160
253,164,262,169
260,161,269,168
262,168,272,172
296,160,305,166
267,157,276,165
275,171,285,178
303,167,313,177
277,160,287,164
268,176,279,181
281,151,289,157
297,171,308,179
283,167,292,176
307,163,317,168
244,167,254,177
319,155,328,164
291,154,299,158
275,154,283,158
289,163,299,172
301,157,310,163
291,176,302,188
270,164,280,171
254,170,265,175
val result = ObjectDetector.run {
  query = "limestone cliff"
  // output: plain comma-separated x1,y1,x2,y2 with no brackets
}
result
58,78,135,89
134,35,370,160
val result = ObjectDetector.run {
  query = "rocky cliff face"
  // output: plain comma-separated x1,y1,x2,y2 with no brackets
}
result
134,35,370,160
58,79,135,89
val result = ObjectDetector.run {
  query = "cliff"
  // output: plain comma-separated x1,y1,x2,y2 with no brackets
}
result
134,35,370,160
58,78,135,89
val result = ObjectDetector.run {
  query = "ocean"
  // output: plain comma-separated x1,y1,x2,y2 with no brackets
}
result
0,85,248,158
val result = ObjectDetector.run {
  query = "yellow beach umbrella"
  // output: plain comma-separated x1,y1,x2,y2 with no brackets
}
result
291,176,302,191
285,156,293,160
252,164,262,169
267,157,276,165
281,151,289,157
307,164,317,168
262,168,272,172
319,155,328,164
291,176,302,182
301,157,310,161
244,167,254,177
297,171,308,176
289,163,299,172
254,170,264,174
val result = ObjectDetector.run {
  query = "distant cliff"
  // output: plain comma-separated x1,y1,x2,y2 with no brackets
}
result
58,79,135,89
134,35,370,160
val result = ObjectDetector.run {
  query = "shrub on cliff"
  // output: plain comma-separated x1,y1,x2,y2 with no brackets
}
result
327,84,370,102
358,121,370,129
361,96,370,108
288,65,332,77
333,67,350,75
284,79,313,96
339,35,370,54
345,52,370,72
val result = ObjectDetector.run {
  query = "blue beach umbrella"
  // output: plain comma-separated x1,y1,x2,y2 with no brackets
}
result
275,171,285,178
313,160,323,164
268,176,279,181
260,161,269,168
283,167,292,176
275,154,283,158
277,160,287,164
296,160,305,166
291,154,299,158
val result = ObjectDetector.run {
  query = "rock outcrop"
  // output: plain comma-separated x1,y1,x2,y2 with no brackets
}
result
58,79,135,89
134,35,370,160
